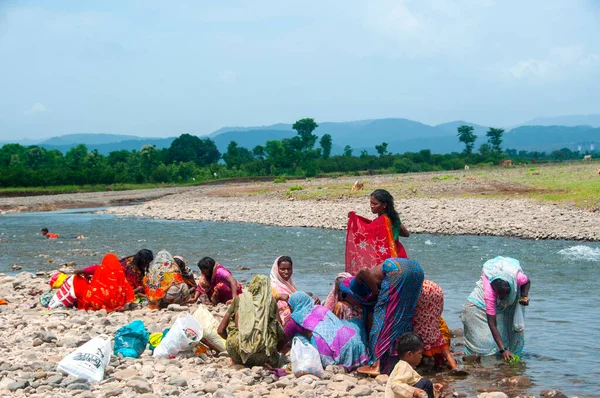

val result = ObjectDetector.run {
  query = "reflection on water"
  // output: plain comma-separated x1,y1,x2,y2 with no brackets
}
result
1,209,599,396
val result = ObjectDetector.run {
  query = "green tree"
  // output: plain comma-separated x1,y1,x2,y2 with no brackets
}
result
486,128,504,153
223,141,254,168
168,134,220,166
319,134,332,159
65,144,88,170
0,144,26,167
252,145,266,161
457,125,477,154
292,118,319,151
375,142,389,157
343,145,353,157
479,143,492,157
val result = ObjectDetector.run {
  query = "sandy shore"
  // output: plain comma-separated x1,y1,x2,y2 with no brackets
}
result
0,272,562,398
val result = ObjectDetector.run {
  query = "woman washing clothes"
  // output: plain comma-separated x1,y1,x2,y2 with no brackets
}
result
346,189,409,275
217,275,282,367
281,291,368,371
143,250,192,310
460,256,531,361
323,272,362,321
173,255,198,292
190,257,242,305
341,258,424,376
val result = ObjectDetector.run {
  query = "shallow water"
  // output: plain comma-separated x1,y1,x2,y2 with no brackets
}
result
1,209,599,396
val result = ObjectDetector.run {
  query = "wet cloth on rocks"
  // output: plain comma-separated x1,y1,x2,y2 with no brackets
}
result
144,251,190,310
270,255,297,325
225,275,282,367
73,253,136,312
287,291,368,370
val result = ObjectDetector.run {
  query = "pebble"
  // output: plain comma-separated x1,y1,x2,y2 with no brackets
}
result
127,379,153,393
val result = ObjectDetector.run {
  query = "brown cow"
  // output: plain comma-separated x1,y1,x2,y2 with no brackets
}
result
351,181,365,191
499,160,513,167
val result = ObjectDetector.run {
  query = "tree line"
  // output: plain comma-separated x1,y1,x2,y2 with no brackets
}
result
0,119,591,188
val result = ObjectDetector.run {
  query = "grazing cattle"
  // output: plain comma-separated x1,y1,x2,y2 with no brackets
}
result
584,155,592,161
597,168,600,175
531,158,536,164
464,165,470,170
499,160,513,167
351,181,365,191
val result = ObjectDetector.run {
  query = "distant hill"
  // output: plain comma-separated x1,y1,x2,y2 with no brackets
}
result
41,137,176,155
521,114,600,128
212,129,295,152
40,133,152,146
435,120,490,137
503,125,600,152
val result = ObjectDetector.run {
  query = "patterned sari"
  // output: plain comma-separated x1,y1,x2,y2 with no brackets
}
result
288,292,368,370
345,212,407,275
144,251,190,310
120,256,144,290
199,263,243,304
324,272,362,321
73,253,136,312
413,280,450,357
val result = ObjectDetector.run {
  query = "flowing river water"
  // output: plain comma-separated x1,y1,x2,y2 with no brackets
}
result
1,208,599,396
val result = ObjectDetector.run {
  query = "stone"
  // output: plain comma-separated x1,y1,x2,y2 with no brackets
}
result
168,304,189,311
508,375,532,387
329,381,352,392
203,381,221,393
477,393,508,398
8,380,30,392
540,391,568,398
32,338,44,347
103,389,123,397
113,369,139,381
170,378,188,387
67,382,91,391
349,386,372,397
214,389,235,398
375,374,389,385
127,379,153,394
46,374,64,385
137,394,160,398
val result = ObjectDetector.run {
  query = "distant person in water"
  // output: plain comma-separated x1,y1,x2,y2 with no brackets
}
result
41,228,60,239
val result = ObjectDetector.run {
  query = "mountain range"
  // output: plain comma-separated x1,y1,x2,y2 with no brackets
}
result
2,114,599,155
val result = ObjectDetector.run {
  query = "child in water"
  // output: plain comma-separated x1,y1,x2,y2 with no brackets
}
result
41,228,60,239
386,332,443,398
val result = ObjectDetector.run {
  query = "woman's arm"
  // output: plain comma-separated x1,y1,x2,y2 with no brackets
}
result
226,274,239,299
356,268,380,297
399,223,410,238
519,281,531,304
486,314,512,361
217,311,231,339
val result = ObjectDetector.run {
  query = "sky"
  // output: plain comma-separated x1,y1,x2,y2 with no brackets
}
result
1,0,599,141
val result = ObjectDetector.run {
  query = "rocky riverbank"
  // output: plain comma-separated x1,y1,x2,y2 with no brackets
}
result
0,272,573,398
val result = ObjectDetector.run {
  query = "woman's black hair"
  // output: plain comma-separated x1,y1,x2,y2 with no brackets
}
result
396,332,424,358
174,257,185,269
491,279,510,293
277,256,293,266
197,257,216,272
371,189,401,229
133,249,153,274
41,227,49,233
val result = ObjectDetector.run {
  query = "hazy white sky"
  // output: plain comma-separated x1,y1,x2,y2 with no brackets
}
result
1,0,599,140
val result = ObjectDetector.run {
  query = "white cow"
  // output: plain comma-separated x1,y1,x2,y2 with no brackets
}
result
464,165,470,170
584,155,592,161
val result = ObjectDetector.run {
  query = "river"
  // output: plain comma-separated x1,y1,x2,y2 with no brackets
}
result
1,208,599,396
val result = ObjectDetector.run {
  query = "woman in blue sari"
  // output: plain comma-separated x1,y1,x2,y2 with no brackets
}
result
340,258,424,375
282,292,369,371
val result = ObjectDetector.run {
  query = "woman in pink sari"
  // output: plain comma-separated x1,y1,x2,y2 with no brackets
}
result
269,255,297,325
191,257,242,305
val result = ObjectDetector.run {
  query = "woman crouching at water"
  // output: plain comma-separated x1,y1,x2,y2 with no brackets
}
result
190,257,242,305
144,250,192,309
460,256,531,361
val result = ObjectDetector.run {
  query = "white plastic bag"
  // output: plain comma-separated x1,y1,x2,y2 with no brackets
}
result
57,334,112,382
513,303,525,332
153,313,203,358
48,276,77,309
290,336,324,378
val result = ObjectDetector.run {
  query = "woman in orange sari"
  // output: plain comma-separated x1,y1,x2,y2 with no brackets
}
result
346,189,409,274
72,253,136,312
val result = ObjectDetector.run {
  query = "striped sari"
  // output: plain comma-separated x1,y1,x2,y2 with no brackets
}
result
288,292,369,370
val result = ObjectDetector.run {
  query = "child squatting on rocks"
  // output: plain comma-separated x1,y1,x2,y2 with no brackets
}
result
385,332,444,398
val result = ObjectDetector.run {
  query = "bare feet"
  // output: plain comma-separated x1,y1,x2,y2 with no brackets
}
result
357,361,380,376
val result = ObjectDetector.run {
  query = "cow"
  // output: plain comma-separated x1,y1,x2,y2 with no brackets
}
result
464,165,470,170
351,181,365,191
530,158,536,164
597,168,600,175
499,160,513,167
584,155,592,161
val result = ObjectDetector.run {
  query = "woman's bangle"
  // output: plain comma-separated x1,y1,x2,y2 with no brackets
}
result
499,348,506,354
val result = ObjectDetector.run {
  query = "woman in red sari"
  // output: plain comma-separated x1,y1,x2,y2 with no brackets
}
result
346,189,409,274
72,253,136,312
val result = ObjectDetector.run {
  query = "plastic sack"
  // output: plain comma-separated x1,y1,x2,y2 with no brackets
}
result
57,334,112,382
513,303,525,333
153,313,202,358
114,320,149,358
192,304,226,352
290,336,324,378
48,276,77,309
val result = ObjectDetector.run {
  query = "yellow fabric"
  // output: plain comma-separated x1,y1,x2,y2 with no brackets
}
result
52,273,69,289
439,316,451,346
385,360,425,398
149,332,164,349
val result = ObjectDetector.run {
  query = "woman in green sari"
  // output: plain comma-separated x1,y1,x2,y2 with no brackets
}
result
217,274,283,367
